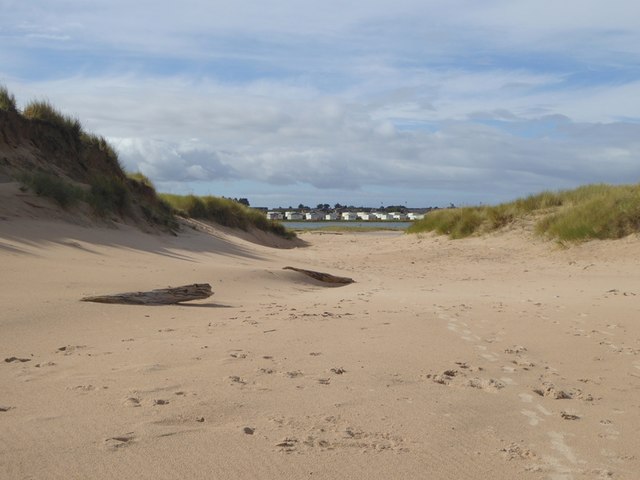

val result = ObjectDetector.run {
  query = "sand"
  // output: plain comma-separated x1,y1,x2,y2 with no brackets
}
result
1,215,640,479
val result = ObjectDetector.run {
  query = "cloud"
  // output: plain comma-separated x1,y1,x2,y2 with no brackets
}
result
2,1,640,206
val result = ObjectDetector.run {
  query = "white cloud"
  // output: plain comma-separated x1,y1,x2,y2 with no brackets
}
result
3,1,640,206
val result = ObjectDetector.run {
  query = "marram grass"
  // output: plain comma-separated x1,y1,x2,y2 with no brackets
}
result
408,184,640,242
0,85,17,112
160,194,296,240
22,100,82,139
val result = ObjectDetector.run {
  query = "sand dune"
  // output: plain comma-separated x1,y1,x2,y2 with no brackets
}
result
2,218,639,479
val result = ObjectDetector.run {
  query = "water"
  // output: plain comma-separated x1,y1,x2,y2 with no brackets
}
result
284,221,412,231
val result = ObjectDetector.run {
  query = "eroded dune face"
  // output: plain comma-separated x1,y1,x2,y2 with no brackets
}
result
1,218,639,480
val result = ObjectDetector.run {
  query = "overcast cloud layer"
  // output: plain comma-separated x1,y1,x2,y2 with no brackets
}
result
2,0,640,207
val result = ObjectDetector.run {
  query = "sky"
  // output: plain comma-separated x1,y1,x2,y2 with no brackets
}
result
1,1,640,208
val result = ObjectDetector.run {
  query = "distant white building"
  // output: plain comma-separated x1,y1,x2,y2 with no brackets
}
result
359,213,378,221
325,212,339,221
305,211,324,221
266,211,284,221
407,213,424,221
378,213,393,221
341,212,358,221
391,212,409,220
285,211,304,221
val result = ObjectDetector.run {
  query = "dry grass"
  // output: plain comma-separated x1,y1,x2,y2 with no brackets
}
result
409,184,640,242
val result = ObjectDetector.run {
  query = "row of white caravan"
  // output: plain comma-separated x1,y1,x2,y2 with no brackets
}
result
266,211,425,221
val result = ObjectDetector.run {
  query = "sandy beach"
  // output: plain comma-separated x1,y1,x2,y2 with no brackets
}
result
2,216,639,479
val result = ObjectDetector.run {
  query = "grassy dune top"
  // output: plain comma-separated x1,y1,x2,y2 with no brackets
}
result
1,85,294,240
161,194,295,239
408,184,640,242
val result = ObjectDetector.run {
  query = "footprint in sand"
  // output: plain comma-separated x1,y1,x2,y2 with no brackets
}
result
480,352,500,362
105,433,136,450
521,402,554,426
519,393,534,403
521,409,544,426
56,345,87,355
229,350,248,359
504,345,527,354
71,384,96,393
500,442,537,461
123,396,141,407
272,415,407,454
560,411,581,420
466,377,505,392
4,356,31,363
34,361,56,368
598,420,620,440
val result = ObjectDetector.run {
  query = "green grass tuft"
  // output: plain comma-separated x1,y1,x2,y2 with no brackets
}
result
19,172,85,208
127,172,155,188
19,172,135,218
81,132,123,172
23,100,82,139
88,176,130,215
0,85,17,112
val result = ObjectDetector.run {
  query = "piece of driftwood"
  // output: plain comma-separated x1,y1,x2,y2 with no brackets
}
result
81,283,213,305
283,266,354,285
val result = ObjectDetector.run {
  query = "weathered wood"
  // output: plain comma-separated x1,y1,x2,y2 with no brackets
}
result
283,266,354,285
81,283,213,305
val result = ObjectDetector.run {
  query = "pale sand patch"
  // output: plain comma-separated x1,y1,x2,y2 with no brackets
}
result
1,218,640,479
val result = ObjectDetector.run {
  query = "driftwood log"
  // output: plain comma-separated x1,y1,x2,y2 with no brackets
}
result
81,283,213,305
283,266,354,285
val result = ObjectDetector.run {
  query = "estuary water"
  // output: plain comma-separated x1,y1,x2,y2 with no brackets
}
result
284,221,412,231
